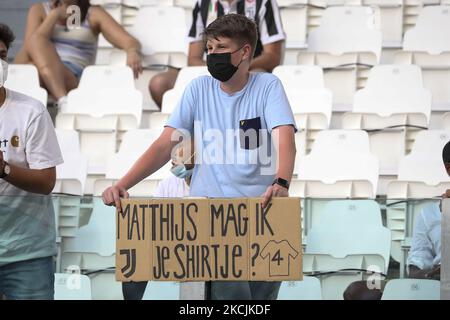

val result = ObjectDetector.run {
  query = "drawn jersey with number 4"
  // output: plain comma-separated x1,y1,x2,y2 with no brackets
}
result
260,240,299,277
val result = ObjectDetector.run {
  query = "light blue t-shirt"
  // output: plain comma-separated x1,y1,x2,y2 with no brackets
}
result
166,72,296,198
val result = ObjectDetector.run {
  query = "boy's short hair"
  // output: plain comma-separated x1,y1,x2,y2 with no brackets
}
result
202,14,258,57
0,23,15,50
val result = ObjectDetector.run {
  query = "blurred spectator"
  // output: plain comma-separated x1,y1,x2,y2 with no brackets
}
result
343,141,450,300
149,0,286,108
14,0,142,109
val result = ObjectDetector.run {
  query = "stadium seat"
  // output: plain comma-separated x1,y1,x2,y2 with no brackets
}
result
306,212,391,272
4,64,48,106
273,65,332,157
303,252,388,300
298,5,382,109
292,129,379,199
310,199,383,231
278,0,309,50
292,130,378,242
142,282,181,300
54,273,92,300
277,276,322,300
395,5,450,111
386,130,450,275
305,222,390,300
56,66,143,176
381,279,440,300
342,64,432,176
303,201,391,300
363,0,410,48
52,130,90,271
61,197,122,299
54,129,88,196
93,129,172,197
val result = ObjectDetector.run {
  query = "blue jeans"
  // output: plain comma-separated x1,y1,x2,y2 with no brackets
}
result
0,256,55,300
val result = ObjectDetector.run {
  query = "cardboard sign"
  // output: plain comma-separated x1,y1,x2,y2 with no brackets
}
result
116,198,302,282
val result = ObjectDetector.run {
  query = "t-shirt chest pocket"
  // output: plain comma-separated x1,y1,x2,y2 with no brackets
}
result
239,117,262,150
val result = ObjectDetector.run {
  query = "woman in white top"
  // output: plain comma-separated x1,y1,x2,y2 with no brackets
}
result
14,0,142,107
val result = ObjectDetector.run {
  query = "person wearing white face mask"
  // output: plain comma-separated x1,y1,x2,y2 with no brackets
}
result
121,140,203,300
0,24,63,300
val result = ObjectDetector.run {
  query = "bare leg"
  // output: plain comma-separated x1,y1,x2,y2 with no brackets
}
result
149,68,179,108
26,34,78,100
13,46,33,64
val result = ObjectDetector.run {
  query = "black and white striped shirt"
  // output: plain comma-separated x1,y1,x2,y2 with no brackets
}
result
188,0,285,57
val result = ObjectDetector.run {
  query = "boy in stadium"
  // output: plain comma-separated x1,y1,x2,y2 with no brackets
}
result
102,14,296,300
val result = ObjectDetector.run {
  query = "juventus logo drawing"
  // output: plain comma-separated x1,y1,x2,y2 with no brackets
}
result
120,249,137,278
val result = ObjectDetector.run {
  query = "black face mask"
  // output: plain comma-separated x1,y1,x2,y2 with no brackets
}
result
206,46,245,82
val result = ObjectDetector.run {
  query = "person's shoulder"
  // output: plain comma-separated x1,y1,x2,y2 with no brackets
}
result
193,74,215,84
187,75,215,90
252,72,281,87
6,89,47,117
88,5,107,18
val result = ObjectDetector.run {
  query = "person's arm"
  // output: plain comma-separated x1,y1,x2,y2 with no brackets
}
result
261,125,296,208
102,127,180,210
408,265,429,279
32,4,66,39
188,41,206,66
89,6,142,78
0,152,56,195
249,40,283,72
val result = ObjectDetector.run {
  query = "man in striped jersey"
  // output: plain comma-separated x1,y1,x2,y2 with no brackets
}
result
149,0,285,108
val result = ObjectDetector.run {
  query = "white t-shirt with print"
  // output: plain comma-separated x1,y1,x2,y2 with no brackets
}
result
0,89,64,266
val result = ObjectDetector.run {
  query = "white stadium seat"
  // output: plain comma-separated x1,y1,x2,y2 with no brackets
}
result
273,65,333,157
306,225,390,265
278,0,309,49
142,282,181,300
292,130,379,242
56,66,143,176
4,64,48,106
381,279,440,300
293,129,379,199
54,273,92,300
343,64,432,175
130,5,188,68
54,129,88,196
93,129,171,197
298,6,382,108
277,276,322,300
395,5,450,111
149,67,210,129
305,220,391,299
62,198,122,300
